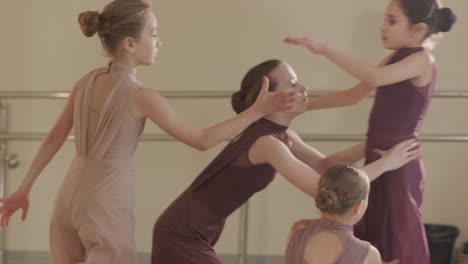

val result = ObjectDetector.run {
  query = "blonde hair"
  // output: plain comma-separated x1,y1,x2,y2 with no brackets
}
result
78,0,151,55
315,164,369,215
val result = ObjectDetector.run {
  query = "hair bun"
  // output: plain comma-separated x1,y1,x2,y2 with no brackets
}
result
78,11,100,37
315,188,341,213
435,7,456,33
231,91,248,114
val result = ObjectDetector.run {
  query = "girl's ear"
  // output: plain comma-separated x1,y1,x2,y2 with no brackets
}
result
411,22,429,40
353,200,366,216
122,36,137,53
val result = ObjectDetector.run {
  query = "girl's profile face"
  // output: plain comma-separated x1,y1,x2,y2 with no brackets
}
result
269,63,308,114
380,0,419,50
134,11,162,65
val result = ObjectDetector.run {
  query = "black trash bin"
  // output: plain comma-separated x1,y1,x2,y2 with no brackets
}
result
424,224,460,264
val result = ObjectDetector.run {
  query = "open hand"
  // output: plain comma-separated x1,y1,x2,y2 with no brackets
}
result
252,76,296,115
374,138,421,171
284,36,327,55
0,189,30,228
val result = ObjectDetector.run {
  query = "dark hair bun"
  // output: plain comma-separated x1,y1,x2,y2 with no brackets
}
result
231,91,248,114
78,11,100,37
315,188,342,213
436,7,456,33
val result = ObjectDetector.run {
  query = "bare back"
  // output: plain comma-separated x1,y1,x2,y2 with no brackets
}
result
74,62,145,160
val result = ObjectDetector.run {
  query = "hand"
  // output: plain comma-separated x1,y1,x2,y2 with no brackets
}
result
283,36,327,55
384,259,400,264
0,188,30,228
374,138,421,172
251,76,296,116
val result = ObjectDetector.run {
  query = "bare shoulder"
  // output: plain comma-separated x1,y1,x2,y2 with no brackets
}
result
363,245,382,264
70,69,98,96
135,87,158,98
411,50,432,66
257,133,284,144
410,50,435,87
426,51,436,64
134,87,169,105
73,67,109,92
286,128,300,139
132,87,167,119
249,134,290,164
252,134,286,151
286,128,303,145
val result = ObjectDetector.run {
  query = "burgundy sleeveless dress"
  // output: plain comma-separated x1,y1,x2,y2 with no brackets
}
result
355,47,435,263
285,218,370,264
151,118,289,264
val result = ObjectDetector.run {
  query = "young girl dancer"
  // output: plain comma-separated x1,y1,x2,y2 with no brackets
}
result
0,1,293,263
285,164,397,264
284,0,456,262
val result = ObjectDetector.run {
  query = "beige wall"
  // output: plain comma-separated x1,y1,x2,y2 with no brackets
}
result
0,0,466,256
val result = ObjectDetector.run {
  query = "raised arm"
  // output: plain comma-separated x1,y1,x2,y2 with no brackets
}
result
134,77,294,150
321,47,431,87
284,36,431,87
297,49,396,111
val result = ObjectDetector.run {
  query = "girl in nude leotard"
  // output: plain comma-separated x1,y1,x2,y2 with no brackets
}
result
0,1,293,263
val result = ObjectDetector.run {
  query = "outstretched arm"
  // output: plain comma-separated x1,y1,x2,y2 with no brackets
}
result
296,48,395,111
286,129,366,174
249,134,322,197
362,139,420,181
286,129,420,181
284,36,431,87
306,82,374,110
134,77,295,150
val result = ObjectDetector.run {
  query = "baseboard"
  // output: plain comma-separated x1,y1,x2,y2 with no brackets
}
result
0,251,284,264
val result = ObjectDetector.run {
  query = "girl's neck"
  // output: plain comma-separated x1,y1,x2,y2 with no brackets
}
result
263,112,295,127
321,213,355,226
111,54,139,69
400,44,423,48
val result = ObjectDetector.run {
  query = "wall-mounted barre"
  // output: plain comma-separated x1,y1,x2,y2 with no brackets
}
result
0,90,468,99
0,133,467,142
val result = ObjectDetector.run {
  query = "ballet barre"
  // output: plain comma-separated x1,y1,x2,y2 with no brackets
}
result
0,132,467,142
0,90,468,264
0,90,467,99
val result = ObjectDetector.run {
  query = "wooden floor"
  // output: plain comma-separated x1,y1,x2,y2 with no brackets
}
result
0,251,283,264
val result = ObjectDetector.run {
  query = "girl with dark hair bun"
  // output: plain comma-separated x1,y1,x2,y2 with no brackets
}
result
284,0,456,263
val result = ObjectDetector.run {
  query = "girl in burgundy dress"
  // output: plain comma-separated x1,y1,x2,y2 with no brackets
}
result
284,0,456,262
151,59,420,263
